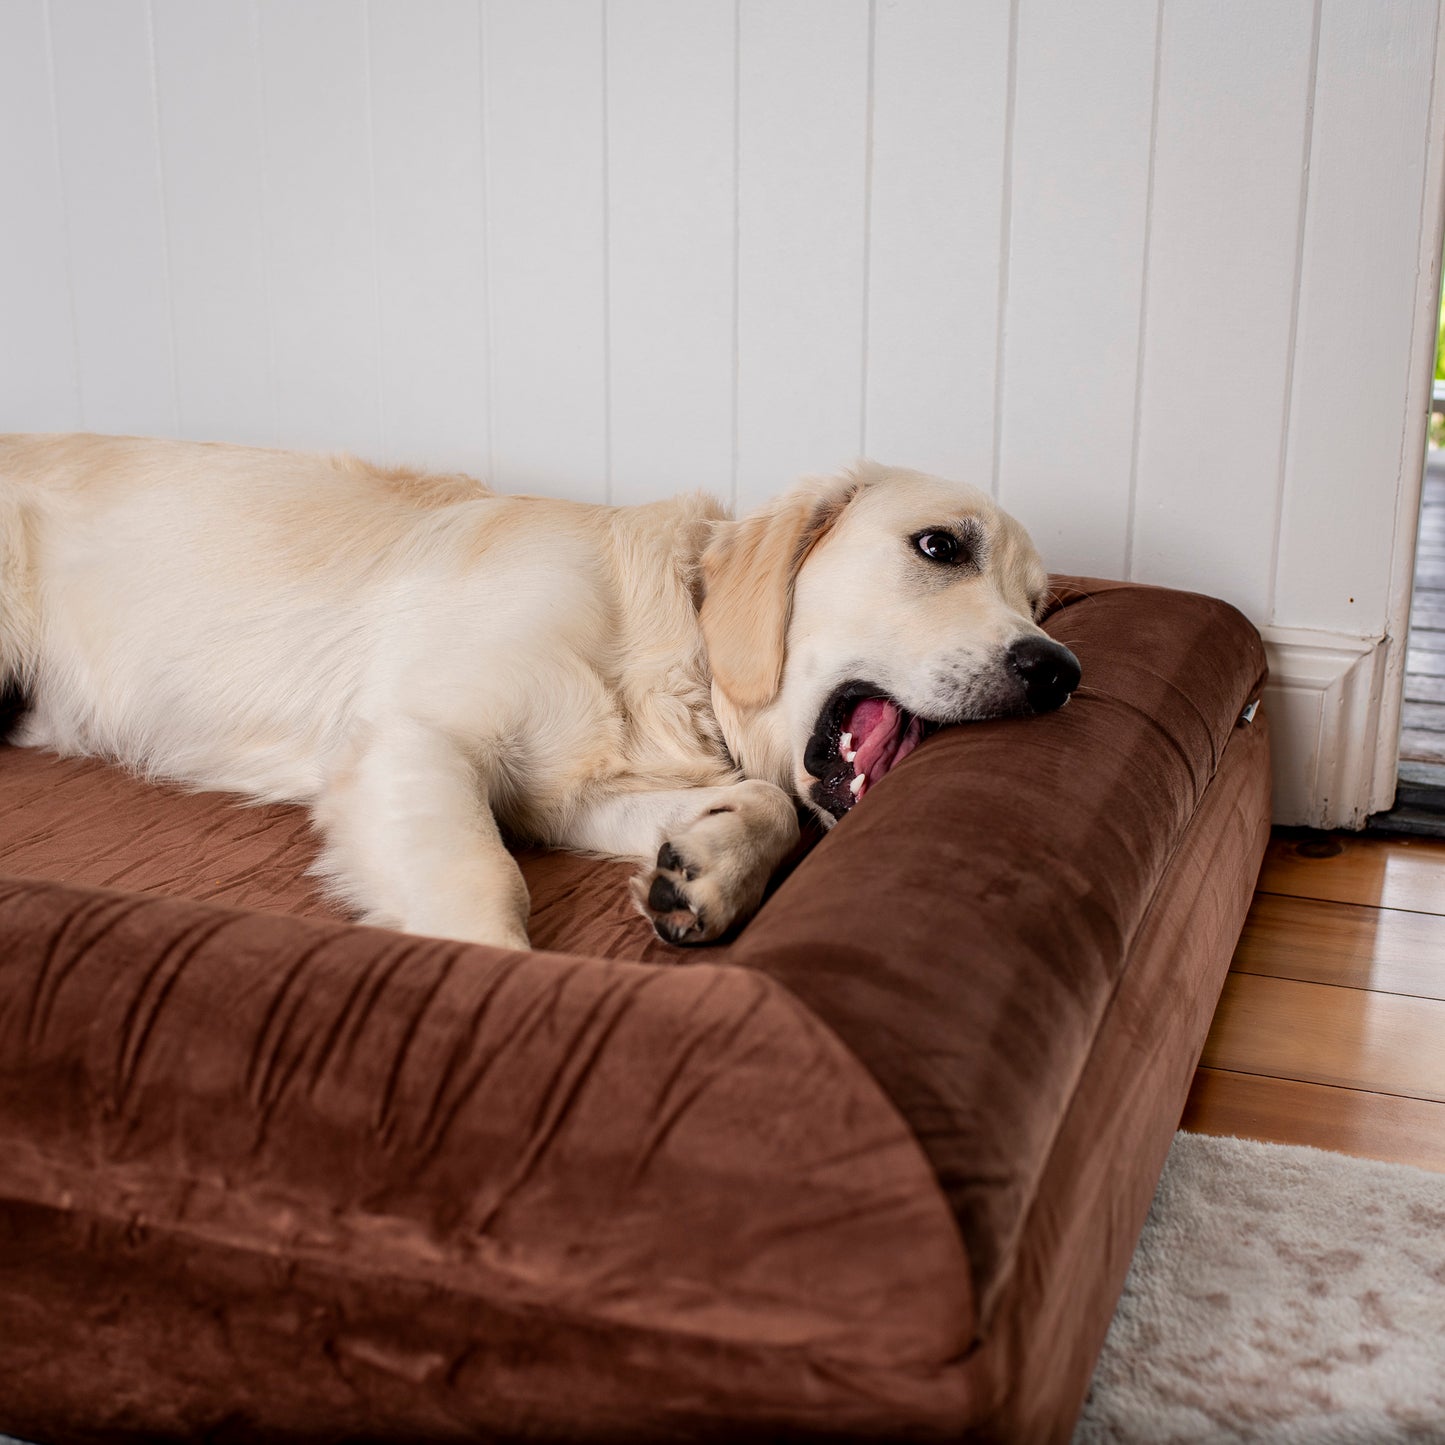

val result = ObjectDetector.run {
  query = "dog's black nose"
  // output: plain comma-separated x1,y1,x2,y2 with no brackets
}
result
1007,636,1081,713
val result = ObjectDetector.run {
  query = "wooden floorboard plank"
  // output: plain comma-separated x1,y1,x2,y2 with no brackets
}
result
1233,893,1445,999
1182,1067,1445,1172
1259,831,1445,911
1199,973,1445,1102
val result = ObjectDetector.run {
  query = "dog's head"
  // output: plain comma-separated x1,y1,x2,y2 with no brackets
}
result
700,462,1079,825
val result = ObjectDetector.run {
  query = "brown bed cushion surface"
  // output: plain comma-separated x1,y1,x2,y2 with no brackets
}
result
0,575,1270,1442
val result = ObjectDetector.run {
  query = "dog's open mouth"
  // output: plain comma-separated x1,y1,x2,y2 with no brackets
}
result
804,681,931,819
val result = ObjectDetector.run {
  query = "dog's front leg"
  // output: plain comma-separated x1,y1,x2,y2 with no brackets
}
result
315,721,531,950
563,781,800,946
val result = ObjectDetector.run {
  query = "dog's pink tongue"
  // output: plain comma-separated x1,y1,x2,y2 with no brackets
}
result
849,697,902,780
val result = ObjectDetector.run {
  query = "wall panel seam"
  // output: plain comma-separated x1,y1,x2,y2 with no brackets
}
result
41,0,84,427
1267,0,1324,623
143,0,181,434
600,0,613,504
989,0,1019,501
1123,0,1165,582
858,0,876,461
252,0,279,445
728,0,741,513
361,0,385,459
478,0,497,485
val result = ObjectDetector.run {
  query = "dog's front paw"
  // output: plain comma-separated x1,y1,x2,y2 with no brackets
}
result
631,841,717,946
631,784,798,947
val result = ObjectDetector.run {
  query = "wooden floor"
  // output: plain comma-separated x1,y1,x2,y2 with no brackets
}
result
1181,829,1445,1172
1403,458,1445,764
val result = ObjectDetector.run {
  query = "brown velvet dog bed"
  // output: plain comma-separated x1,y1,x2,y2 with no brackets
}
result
0,576,1269,1444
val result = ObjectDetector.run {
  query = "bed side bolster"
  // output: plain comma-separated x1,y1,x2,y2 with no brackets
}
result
0,873,973,1368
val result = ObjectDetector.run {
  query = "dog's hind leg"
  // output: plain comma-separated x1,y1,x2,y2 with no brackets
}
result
314,720,532,950
562,780,800,947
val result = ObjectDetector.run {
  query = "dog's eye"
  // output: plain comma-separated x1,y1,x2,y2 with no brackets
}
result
914,530,962,564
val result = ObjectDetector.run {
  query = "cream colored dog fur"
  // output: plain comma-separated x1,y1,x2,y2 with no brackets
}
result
0,434,1070,950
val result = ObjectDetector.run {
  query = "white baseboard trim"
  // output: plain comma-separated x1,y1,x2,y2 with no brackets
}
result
1259,626,1388,829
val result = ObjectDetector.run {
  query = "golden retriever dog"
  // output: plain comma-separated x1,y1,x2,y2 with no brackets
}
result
0,435,1079,950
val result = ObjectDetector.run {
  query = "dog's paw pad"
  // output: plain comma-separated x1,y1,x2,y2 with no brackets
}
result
633,851,709,946
647,873,688,914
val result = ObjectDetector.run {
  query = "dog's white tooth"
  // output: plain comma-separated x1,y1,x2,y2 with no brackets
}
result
849,773,865,795
839,732,852,752
842,747,856,763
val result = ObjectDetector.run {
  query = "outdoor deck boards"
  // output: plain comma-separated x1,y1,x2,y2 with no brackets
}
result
1402,461,1445,765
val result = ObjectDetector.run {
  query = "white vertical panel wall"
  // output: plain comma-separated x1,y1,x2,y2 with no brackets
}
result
2,0,1444,824
49,0,178,437
606,0,735,504
484,0,608,498
152,0,272,445
368,0,489,472
865,0,1009,488
0,1,80,432
995,0,1157,578
1131,0,1318,625
259,0,380,456
1274,0,1441,635
733,0,870,510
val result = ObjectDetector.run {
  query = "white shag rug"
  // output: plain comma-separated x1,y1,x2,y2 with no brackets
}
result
1074,1131,1445,1444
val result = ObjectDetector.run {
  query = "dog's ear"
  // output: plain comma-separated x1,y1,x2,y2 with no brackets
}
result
700,474,859,710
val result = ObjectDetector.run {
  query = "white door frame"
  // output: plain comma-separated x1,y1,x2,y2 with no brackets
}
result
1370,28,1445,819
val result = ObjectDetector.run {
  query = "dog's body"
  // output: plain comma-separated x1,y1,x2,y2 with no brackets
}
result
0,434,1078,949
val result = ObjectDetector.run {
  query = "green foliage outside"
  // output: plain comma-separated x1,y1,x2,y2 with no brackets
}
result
1437,285,1445,384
